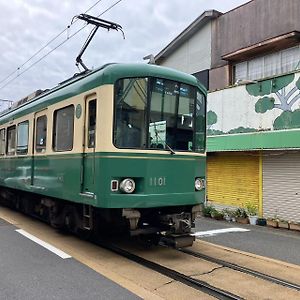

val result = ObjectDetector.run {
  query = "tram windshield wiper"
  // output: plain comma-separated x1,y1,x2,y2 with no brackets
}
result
151,122,175,155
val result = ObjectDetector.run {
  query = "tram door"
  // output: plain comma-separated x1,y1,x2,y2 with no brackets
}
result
81,98,97,195
32,109,48,187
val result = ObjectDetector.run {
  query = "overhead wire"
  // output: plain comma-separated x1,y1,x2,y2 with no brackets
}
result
0,0,111,90
0,0,104,86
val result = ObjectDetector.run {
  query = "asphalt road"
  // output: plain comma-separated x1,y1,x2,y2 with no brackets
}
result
194,216,300,265
0,218,140,300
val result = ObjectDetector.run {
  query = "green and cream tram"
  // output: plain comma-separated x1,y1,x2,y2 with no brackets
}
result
0,63,206,247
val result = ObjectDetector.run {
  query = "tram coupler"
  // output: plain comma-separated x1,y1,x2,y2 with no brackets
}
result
159,234,195,248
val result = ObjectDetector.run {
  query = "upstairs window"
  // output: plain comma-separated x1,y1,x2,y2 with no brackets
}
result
234,46,300,83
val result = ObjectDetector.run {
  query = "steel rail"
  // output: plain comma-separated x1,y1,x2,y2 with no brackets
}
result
179,248,300,292
95,241,243,300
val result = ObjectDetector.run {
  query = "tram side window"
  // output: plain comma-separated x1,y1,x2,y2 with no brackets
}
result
6,125,16,155
53,105,74,151
0,128,5,155
17,121,29,155
88,100,96,148
36,115,47,152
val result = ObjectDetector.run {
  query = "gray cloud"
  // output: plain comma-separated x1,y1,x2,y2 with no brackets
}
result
0,0,249,101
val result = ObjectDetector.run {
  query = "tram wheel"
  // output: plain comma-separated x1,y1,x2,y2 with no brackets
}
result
63,206,81,234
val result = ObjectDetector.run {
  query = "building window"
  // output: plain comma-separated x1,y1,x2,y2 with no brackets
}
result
36,115,47,153
0,128,5,155
6,125,16,155
17,121,29,154
53,105,74,151
234,46,300,82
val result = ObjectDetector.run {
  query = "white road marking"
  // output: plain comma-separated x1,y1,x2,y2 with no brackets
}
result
192,227,250,237
15,229,72,259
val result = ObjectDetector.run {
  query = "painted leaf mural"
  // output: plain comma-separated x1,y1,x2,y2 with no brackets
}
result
207,110,224,135
255,97,275,113
207,111,217,127
247,73,300,130
273,109,300,130
246,74,295,96
207,71,300,138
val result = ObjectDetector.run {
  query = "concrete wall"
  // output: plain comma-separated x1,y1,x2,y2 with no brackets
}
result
159,22,211,74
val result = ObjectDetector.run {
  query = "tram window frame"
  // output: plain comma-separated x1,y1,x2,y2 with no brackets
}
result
36,115,47,153
17,121,29,155
53,105,74,152
113,77,206,153
6,125,16,155
114,78,147,149
0,128,5,155
88,99,96,148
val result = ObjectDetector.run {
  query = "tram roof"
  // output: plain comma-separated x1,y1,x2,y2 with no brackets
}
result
0,63,205,124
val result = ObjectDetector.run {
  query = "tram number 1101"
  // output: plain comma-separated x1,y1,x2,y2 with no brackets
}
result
149,177,166,187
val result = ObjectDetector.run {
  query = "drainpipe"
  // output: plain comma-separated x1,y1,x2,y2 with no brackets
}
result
258,151,263,217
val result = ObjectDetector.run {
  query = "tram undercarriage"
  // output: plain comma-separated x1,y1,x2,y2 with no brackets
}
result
0,188,200,248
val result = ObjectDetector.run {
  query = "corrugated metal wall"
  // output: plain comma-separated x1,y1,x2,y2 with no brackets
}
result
207,153,259,209
263,152,300,222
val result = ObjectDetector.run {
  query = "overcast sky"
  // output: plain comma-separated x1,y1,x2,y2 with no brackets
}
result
0,0,249,104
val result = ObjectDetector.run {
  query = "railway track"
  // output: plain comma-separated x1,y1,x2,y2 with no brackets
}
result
179,248,300,292
2,206,300,299
95,238,300,299
96,241,243,300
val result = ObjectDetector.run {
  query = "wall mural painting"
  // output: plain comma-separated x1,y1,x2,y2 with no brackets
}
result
207,73,300,136
207,110,224,135
247,74,300,130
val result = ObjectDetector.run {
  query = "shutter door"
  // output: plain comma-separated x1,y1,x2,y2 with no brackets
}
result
207,153,259,208
263,152,300,222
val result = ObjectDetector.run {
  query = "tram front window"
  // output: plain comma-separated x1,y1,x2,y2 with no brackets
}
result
114,77,205,153
114,78,147,148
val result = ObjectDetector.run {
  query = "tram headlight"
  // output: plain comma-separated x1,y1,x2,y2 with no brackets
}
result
195,178,205,191
120,178,136,194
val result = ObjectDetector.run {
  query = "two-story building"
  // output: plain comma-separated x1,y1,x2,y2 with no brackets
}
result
154,0,300,222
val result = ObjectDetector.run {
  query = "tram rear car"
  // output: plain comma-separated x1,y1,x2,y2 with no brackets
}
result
0,63,206,247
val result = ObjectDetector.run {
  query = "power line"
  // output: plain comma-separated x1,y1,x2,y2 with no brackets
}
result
96,0,122,17
0,0,104,87
0,0,123,93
